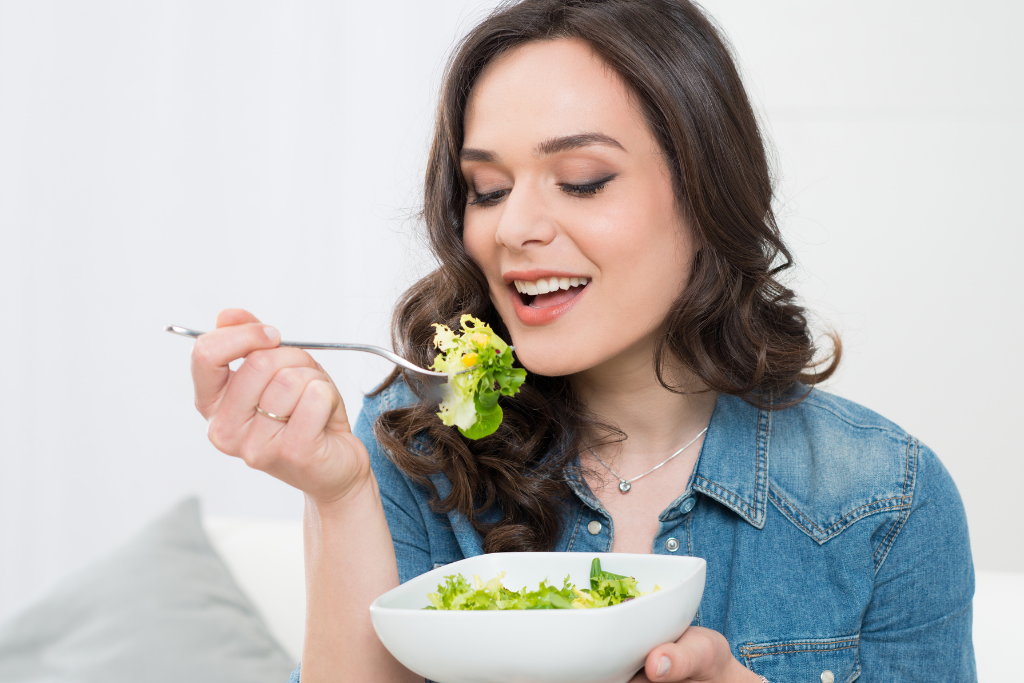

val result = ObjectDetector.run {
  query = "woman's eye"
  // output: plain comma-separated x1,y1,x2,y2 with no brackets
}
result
560,174,617,198
468,174,617,206
468,188,510,206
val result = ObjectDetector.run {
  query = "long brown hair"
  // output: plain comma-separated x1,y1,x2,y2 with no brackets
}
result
373,0,840,553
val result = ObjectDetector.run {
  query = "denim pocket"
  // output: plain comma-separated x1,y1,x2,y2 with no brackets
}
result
739,634,860,683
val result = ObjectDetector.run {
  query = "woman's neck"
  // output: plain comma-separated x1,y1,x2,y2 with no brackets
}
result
572,339,717,467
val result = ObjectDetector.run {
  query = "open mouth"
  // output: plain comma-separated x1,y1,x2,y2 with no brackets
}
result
512,276,589,308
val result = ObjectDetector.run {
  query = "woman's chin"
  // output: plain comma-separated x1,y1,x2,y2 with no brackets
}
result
513,350,591,378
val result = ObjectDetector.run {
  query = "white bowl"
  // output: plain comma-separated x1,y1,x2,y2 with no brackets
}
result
370,552,706,683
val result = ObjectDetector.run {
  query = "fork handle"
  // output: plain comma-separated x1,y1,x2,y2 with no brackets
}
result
164,325,447,377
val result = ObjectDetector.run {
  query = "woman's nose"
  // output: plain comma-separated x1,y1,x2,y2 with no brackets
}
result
493,183,558,252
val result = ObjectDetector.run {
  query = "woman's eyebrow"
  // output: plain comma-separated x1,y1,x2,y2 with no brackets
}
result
536,132,625,156
459,132,625,163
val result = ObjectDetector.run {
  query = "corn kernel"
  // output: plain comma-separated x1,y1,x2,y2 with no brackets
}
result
461,353,479,367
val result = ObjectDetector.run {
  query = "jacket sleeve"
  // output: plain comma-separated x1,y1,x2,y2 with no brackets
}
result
858,441,976,681
354,387,435,585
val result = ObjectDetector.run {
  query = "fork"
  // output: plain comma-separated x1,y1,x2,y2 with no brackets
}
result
164,324,451,377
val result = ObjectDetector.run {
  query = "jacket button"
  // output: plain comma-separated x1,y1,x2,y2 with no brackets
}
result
587,520,602,535
665,537,680,552
679,497,696,514
820,671,834,683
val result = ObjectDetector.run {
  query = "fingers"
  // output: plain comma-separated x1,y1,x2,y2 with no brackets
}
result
247,366,337,449
207,348,320,453
644,627,730,682
191,321,282,417
273,378,344,453
256,366,328,419
216,308,261,327
224,347,319,419
240,373,346,475
248,378,367,504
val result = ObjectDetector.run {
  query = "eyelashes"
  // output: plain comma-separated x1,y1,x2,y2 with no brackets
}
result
467,188,509,207
562,174,617,198
468,174,617,207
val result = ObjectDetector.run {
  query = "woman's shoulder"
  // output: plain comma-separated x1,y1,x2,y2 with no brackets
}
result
359,375,422,421
354,375,429,464
764,387,961,544
771,385,925,464
354,376,436,506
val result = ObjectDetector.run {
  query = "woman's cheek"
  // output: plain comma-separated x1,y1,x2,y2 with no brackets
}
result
462,218,496,274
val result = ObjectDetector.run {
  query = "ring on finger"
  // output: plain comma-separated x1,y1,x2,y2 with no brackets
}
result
255,405,290,422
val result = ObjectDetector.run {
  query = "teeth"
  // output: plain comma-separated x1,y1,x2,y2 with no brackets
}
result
512,276,589,296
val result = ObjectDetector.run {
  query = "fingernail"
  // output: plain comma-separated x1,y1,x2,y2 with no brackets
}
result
263,326,280,344
656,656,671,679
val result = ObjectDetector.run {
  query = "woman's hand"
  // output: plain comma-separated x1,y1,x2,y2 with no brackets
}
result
191,308,372,505
628,627,762,683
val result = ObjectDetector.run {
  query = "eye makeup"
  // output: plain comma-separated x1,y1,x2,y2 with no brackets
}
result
467,173,617,206
560,173,617,198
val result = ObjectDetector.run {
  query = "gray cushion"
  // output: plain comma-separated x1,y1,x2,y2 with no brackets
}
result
0,497,297,683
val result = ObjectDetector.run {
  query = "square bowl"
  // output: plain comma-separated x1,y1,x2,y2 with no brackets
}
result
369,552,706,683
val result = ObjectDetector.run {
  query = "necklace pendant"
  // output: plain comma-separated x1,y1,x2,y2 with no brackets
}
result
618,480,631,493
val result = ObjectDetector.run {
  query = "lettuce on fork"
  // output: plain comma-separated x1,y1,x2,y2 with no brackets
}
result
430,315,526,440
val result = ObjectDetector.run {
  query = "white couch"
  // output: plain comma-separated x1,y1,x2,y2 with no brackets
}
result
204,516,307,663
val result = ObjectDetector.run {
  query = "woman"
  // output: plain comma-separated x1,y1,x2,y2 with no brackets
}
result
189,0,975,681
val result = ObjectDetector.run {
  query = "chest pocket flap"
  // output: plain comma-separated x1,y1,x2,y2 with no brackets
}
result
739,634,860,683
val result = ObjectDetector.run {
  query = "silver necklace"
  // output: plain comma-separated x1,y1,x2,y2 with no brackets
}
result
588,426,708,494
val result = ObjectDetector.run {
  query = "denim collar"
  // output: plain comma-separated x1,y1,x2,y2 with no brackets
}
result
565,392,771,530
690,392,771,529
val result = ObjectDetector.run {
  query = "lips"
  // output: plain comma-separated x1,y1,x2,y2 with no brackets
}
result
507,280,589,326
530,286,581,308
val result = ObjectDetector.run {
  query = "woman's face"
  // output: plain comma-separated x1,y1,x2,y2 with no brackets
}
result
461,38,696,378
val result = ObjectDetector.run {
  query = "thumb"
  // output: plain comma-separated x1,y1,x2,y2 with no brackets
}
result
645,627,721,681
216,308,262,328
646,649,697,682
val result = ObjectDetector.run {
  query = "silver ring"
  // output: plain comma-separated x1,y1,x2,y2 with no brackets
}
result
255,405,290,422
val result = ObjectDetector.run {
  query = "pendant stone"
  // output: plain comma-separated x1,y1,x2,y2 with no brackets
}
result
618,480,631,493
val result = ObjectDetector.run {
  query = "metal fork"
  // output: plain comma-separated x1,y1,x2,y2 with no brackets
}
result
164,324,450,377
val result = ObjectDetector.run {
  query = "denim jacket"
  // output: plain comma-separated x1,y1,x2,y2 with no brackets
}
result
289,379,975,683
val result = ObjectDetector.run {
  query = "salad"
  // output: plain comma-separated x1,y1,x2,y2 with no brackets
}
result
430,315,526,439
424,558,656,610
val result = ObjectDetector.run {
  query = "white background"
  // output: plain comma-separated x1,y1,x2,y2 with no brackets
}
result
1,0,1021,623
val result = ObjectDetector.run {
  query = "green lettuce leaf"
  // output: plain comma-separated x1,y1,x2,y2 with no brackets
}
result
430,315,526,439
424,559,648,610
425,572,579,610
584,557,642,607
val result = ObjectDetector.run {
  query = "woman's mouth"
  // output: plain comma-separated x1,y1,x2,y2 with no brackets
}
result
507,275,589,326
513,276,589,307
